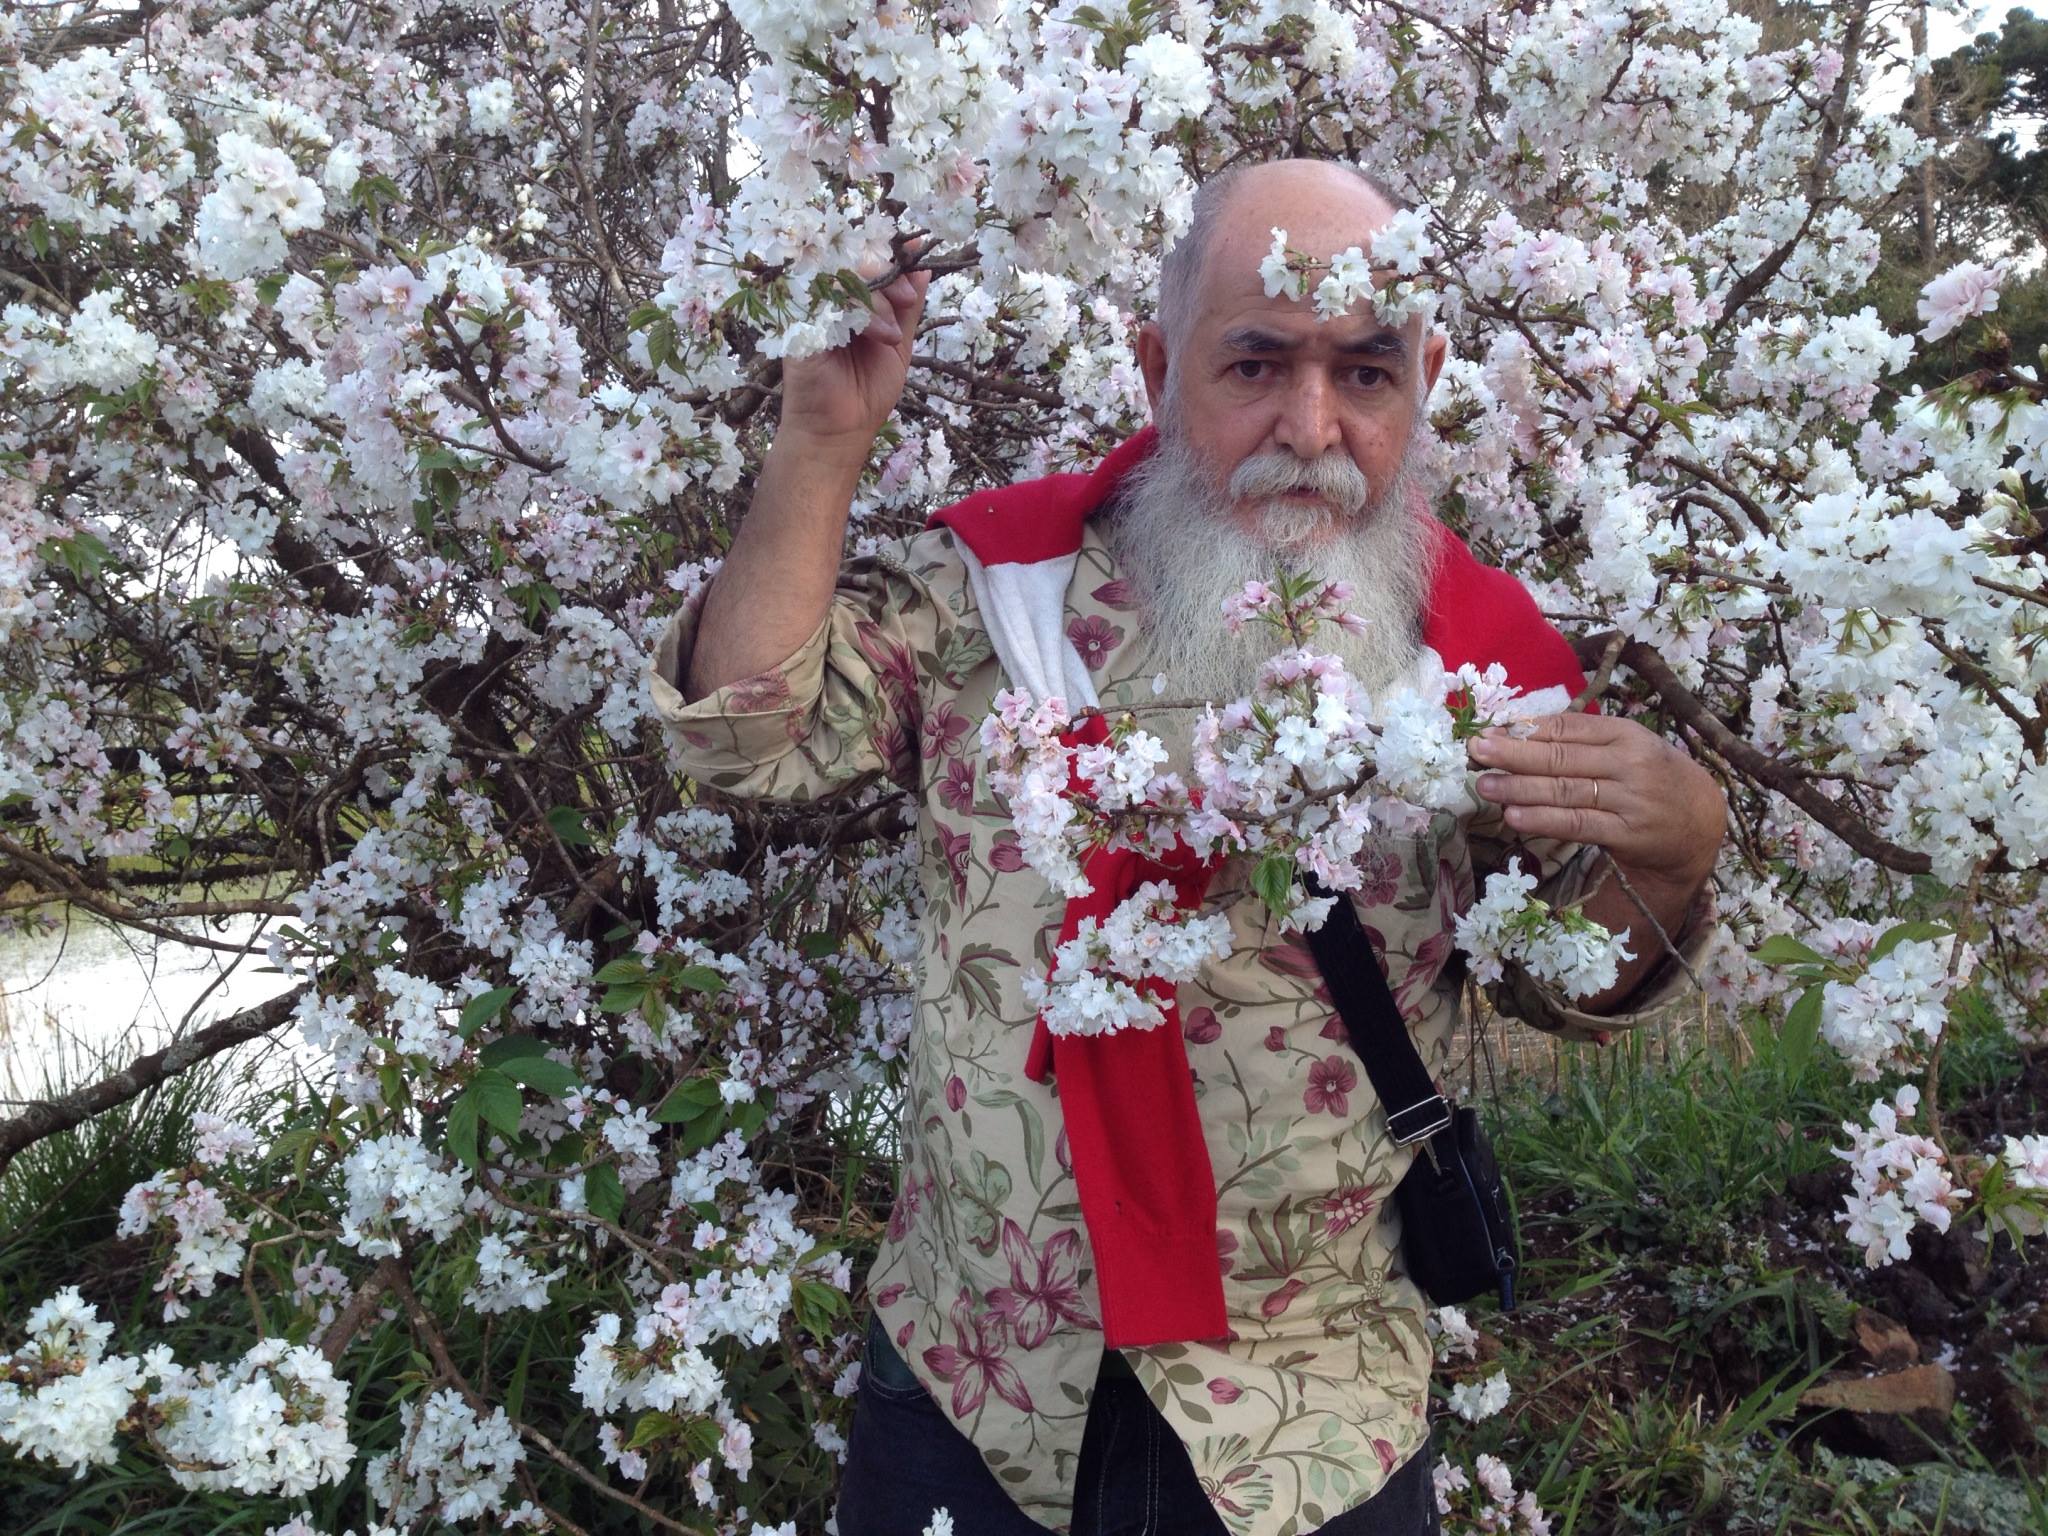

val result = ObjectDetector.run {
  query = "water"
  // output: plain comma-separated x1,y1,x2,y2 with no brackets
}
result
0,902,309,1102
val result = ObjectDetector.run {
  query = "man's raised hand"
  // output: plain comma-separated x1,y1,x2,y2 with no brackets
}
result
681,244,930,702
1466,711,1726,902
778,249,931,468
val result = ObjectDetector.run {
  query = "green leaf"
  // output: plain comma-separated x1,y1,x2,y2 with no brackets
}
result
586,1163,625,1223
645,313,678,373
505,1333,533,1422
470,1069,524,1138
599,982,648,1014
681,1416,722,1459
478,1033,548,1067
457,986,516,1040
1251,852,1296,919
1754,935,1827,968
791,1277,847,1337
351,172,401,212
796,930,838,960
505,580,562,624
500,1055,580,1097
673,963,726,995
445,1093,480,1169
653,1077,724,1124
1778,985,1823,1087
37,530,113,581
627,1411,681,1451
1871,921,1951,963
545,804,594,847
256,272,288,307
1639,392,1716,445
593,956,648,986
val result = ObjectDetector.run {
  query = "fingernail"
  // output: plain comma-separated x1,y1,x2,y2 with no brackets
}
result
1476,773,1502,796
1468,738,1494,761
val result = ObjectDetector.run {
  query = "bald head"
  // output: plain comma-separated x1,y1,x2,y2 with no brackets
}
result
1156,160,1409,360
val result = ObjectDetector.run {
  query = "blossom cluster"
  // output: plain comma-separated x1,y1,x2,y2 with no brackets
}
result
365,1389,524,1525
1,1290,352,1495
1819,935,1968,1083
988,573,1631,1025
1260,212,1441,325
1988,1134,2048,1241
116,1172,251,1321
1834,1085,1971,1268
1446,1370,1512,1424
1434,1452,1553,1536
1020,880,1234,1038
1453,860,1637,1002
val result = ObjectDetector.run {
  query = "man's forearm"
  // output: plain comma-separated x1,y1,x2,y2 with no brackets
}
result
1572,858,1706,1015
682,434,866,703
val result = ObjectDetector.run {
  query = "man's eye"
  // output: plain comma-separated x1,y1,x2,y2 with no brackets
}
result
1231,359,1268,381
1349,366,1388,388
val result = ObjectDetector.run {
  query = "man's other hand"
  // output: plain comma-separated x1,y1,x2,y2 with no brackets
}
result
1467,711,1726,900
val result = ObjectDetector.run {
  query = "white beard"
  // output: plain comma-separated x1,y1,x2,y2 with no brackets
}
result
1102,422,1437,710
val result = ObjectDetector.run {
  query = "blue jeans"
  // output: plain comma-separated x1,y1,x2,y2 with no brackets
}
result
835,1314,1441,1535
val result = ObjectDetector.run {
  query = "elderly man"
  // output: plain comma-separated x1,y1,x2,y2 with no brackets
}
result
647,160,1723,1536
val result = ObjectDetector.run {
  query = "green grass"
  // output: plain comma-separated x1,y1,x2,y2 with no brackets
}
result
0,1031,260,1311
1449,992,2047,1535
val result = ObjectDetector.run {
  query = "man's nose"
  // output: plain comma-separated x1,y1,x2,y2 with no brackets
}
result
1271,371,1342,460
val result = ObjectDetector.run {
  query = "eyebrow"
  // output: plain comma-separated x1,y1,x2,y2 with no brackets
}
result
1217,326,1409,362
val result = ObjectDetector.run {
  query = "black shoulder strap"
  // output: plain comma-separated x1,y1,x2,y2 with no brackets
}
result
1299,873,1451,1146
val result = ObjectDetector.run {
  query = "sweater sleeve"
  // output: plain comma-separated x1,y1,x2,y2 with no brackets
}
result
643,531,959,805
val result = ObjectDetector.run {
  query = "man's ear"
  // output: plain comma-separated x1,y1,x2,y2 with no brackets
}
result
1136,321,1169,415
1421,328,1448,398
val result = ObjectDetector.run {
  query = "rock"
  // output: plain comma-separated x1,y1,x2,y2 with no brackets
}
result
1868,1260,1952,1335
1801,1364,1955,1417
1799,1365,1958,1463
1850,1308,1920,1371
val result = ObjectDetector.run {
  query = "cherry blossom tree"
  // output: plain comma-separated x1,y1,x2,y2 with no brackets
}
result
1,0,2044,1530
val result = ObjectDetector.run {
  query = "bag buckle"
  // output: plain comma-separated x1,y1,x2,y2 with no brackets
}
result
1386,1095,1452,1147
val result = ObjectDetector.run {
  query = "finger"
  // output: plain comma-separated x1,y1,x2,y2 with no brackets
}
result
862,304,903,345
882,273,921,316
1473,771,1614,811
1498,802,1625,844
1485,711,1628,746
1467,731,1615,781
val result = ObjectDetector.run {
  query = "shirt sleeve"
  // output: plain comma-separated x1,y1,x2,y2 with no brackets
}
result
1467,803,1719,1045
643,532,958,805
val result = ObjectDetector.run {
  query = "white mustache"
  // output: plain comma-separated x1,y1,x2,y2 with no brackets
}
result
1226,450,1370,514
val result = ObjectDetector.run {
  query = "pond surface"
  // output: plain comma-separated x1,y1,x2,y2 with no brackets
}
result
0,902,310,1102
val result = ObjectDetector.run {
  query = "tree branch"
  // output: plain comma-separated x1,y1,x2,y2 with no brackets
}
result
0,984,310,1174
1571,630,1934,874
318,1253,406,1363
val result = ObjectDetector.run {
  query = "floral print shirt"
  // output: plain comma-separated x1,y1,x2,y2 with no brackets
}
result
646,513,1711,1536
